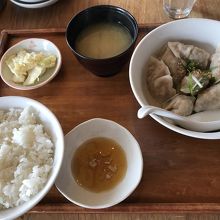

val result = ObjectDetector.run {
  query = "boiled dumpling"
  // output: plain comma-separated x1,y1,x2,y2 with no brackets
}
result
189,47,211,69
160,42,211,89
164,95,195,116
146,56,176,103
168,42,211,69
210,46,220,82
168,42,193,60
160,44,186,88
194,83,220,112
180,69,212,96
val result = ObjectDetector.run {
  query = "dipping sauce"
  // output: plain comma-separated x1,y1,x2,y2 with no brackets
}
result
72,137,127,192
75,22,132,59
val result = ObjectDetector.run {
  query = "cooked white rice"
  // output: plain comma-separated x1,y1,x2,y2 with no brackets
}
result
0,106,54,209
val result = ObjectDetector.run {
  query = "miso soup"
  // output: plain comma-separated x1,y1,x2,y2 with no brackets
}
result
75,22,132,59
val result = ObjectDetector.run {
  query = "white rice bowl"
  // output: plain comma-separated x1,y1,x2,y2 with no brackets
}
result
0,96,64,220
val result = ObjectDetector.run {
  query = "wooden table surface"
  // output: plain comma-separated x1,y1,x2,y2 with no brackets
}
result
1,1,220,220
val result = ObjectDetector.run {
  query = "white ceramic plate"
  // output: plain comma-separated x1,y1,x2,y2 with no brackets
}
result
0,38,61,90
10,0,58,8
129,18,220,139
0,96,64,220
55,118,143,209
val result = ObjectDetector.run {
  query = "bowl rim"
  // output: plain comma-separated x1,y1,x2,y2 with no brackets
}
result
12,0,50,4
55,117,143,209
10,0,58,8
129,18,220,140
65,4,139,62
0,38,62,90
0,96,64,219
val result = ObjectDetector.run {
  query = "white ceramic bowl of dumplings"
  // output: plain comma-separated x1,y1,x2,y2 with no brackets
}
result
129,18,220,139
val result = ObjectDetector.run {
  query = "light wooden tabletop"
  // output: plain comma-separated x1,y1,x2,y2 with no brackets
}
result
1,0,220,30
1,0,220,220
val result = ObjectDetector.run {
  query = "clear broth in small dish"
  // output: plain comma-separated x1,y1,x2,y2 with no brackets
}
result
72,137,127,192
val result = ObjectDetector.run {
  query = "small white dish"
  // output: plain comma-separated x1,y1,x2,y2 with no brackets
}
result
129,18,220,139
10,0,58,8
55,118,143,209
0,38,61,90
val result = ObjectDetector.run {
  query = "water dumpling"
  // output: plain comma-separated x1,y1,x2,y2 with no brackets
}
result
160,42,211,89
210,46,220,82
146,56,176,103
180,69,213,96
168,42,211,69
194,83,220,112
168,42,193,60
160,43,186,88
164,95,195,116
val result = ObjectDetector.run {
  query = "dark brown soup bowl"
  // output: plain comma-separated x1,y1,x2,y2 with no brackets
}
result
66,5,138,77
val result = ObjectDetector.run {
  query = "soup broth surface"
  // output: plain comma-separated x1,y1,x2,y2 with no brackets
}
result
72,137,127,192
75,22,132,59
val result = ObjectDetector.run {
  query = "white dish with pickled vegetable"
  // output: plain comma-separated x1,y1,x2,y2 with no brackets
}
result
0,38,61,90
129,18,220,139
